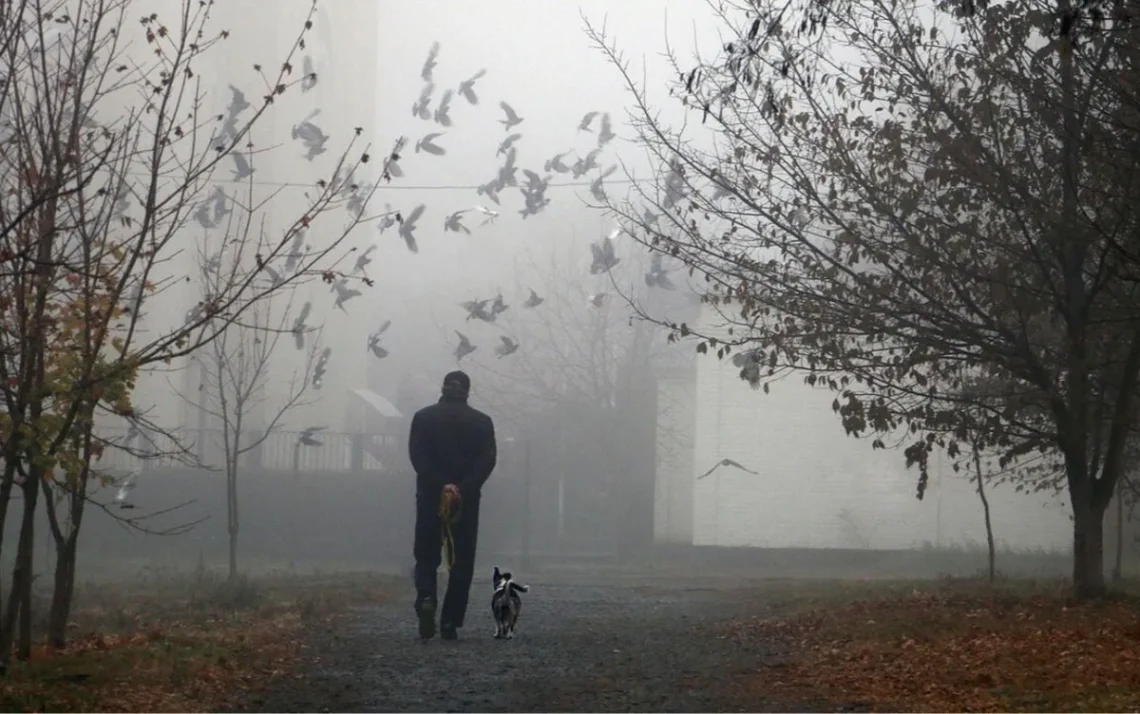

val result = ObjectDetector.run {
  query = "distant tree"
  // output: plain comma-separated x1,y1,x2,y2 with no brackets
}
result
0,0,387,661
175,251,322,584
586,0,1140,598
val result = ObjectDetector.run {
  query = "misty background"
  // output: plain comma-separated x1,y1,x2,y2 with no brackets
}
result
3,0,1108,584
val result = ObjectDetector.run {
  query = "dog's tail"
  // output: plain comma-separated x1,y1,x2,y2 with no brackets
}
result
510,582,529,594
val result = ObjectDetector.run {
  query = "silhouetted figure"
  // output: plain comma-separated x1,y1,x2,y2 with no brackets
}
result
408,370,497,640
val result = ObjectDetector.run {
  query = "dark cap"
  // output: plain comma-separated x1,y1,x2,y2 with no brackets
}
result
441,370,471,397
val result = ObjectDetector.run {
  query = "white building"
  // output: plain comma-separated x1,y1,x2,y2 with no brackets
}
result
654,304,1074,552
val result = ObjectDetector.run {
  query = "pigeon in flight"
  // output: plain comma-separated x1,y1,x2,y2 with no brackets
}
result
377,204,398,234
697,458,759,480
227,84,251,116
261,262,284,288
283,228,307,273
193,201,215,230
231,151,254,180
444,209,471,234
523,288,544,308
490,293,509,318
353,244,376,275
578,111,600,132
415,132,446,155
571,148,602,179
495,336,519,358
454,331,476,361
589,165,618,203
298,426,326,447
114,470,138,509
596,112,616,147
312,347,332,389
412,82,435,120
368,320,392,359
645,253,676,290
292,110,328,161
588,292,609,308
476,180,501,205
421,41,440,83
301,54,318,92
333,281,362,312
462,299,495,323
434,89,454,127
590,233,621,274
497,133,522,156
291,301,312,350
398,204,425,253
498,101,524,131
544,151,572,174
472,205,499,226
457,68,486,105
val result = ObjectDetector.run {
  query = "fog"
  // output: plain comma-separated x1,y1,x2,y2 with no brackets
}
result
3,0,1095,587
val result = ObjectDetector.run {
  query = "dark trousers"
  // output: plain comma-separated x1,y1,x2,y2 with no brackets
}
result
413,490,480,628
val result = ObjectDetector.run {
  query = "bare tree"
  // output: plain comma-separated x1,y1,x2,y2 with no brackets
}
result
174,251,322,583
0,0,391,662
586,0,1140,598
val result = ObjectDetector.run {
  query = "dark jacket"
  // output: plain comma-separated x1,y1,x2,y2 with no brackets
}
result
408,394,497,496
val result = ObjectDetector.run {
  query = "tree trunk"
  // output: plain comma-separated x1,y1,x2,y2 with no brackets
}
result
227,456,240,582
972,446,996,584
0,479,39,666
47,537,77,650
1072,495,1108,599
1112,488,1124,583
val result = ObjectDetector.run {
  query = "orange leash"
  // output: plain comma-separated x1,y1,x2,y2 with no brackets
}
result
438,489,462,572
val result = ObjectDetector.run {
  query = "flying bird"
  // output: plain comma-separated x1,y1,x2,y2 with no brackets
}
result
298,426,326,447
291,110,328,161
590,233,621,274
226,84,250,116
697,458,759,480
412,82,435,120
291,301,312,350
283,228,307,273
312,347,332,389
523,288,544,308
497,133,522,156
301,54,318,92
261,262,284,288
333,281,362,312
589,165,618,203
434,89,454,127
495,336,519,358
230,151,253,180
368,320,392,359
444,209,471,234
352,245,376,275
645,253,676,290
378,204,399,234
457,68,486,104
498,101,523,131
596,112,616,147
544,151,572,174
415,132,446,155
454,331,476,361
578,111,599,132
588,292,609,307
462,299,495,322
421,41,440,82
114,470,138,509
472,205,499,226
398,203,425,253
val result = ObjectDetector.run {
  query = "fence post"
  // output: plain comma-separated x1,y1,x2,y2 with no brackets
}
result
521,436,532,569
350,433,364,472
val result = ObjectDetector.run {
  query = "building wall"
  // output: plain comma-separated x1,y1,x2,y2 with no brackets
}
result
689,306,1073,552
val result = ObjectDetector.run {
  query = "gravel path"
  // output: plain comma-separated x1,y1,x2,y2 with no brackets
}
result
242,574,802,712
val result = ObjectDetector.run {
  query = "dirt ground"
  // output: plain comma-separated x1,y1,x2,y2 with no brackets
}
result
5,563,1140,713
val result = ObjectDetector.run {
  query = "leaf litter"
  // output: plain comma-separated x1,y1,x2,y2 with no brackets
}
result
722,579,1140,712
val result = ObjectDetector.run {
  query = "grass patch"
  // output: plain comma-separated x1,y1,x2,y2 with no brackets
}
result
0,567,396,712
721,576,1140,712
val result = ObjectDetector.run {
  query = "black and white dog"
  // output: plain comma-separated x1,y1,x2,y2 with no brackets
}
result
491,566,529,640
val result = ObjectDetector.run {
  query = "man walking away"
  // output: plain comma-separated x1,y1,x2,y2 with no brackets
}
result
408,370,497,640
